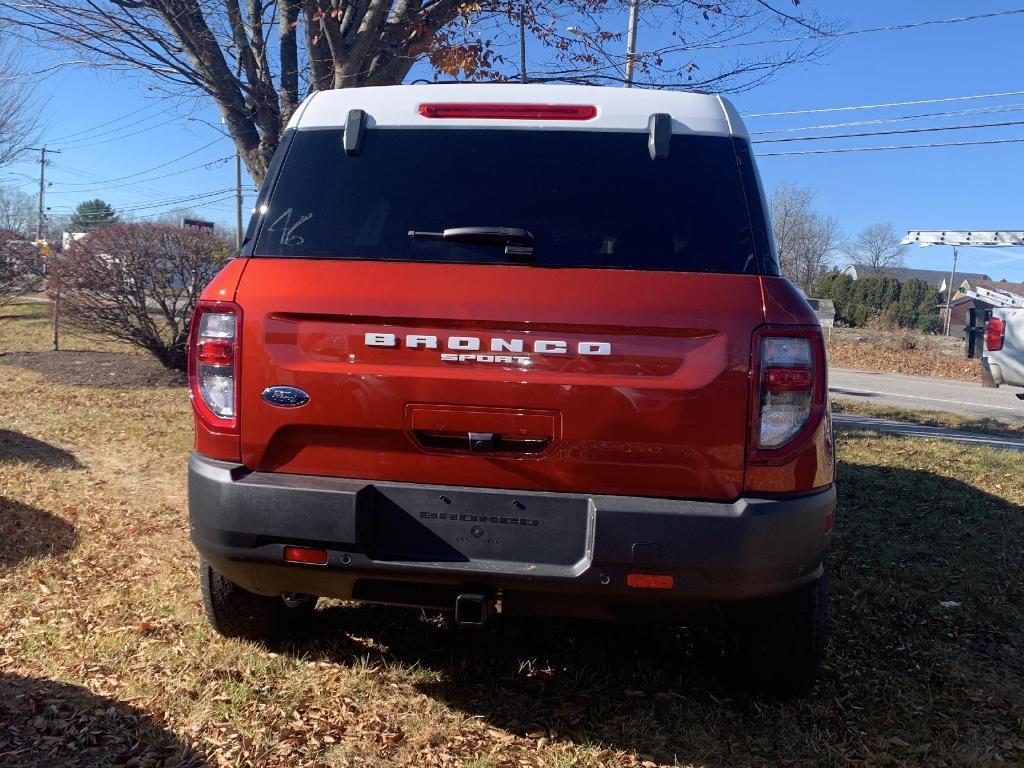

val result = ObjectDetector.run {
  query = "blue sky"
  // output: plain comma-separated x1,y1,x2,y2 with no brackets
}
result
2,0,1023,281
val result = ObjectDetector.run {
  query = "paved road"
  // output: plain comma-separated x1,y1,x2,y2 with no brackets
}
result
829,367,1024,424
832,413,1024,452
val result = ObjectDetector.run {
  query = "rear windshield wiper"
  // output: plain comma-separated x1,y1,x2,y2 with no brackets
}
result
408,226,534,260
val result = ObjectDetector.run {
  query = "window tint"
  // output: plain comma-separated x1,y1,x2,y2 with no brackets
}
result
252,128,769,274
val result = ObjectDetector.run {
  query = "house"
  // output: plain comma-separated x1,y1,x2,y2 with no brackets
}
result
942,278,1024,337
841,264,991,294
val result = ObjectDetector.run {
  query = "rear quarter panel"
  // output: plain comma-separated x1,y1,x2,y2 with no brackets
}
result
193,258,250,460
745,277,834,494
988,307,1024,388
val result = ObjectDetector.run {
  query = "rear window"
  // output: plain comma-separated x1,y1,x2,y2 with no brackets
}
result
251,127,772,274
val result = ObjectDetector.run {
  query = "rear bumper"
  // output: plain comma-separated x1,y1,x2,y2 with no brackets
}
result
188,453,834,619
983,358,1004,387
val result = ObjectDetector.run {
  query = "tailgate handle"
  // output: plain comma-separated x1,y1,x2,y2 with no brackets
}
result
413,430,550,455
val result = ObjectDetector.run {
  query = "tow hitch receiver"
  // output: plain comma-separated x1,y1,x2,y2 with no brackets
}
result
455,593,490,627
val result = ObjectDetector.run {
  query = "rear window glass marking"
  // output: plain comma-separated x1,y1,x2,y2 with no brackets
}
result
267,208,313,246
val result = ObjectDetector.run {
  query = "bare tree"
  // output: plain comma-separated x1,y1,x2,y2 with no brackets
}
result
50,223,231,370
842,222,907,276
0,39,40,168
0,186,36,236
0,1,839,184
770,182,840,293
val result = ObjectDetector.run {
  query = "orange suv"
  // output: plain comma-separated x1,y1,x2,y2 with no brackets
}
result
188,84,835,695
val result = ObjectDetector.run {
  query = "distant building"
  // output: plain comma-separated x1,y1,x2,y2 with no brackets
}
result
840,264,990,294
62,231,88,251
943,278,1024,337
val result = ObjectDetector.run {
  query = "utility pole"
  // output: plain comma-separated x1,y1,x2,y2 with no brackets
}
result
27,146,63,351
28,146,61,240
37,147,46,240
943,246,959,336
624,0,640,87
519,7,528,83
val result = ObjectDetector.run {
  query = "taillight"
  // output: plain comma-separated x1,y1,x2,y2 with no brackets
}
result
985,317,1005,351
756,335,815,449
418,103,597,120
189,301,241,433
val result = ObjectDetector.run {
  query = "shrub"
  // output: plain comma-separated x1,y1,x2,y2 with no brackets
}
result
915,314,944,334
815,273,942,331
50,223,231,370
0,231,43,307
814,271,854,323
889,278,941,331
851,276,900,317
892,330,918,351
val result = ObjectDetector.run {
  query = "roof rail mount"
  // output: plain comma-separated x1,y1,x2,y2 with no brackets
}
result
344,109,367,156
648,113,671,161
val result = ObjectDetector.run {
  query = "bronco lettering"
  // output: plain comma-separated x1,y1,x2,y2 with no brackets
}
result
364,333,611,356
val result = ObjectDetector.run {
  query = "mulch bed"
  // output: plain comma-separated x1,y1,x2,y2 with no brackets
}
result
0,350,185,389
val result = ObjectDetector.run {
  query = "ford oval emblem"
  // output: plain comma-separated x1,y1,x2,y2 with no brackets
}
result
261,386,310,408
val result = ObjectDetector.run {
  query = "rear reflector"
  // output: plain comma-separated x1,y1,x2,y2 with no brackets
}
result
418,103,597,121
763,366,814,392
626,573,674,590
825,509,834,534
985,317,1005,351
196,338,233,367
283,546,328,566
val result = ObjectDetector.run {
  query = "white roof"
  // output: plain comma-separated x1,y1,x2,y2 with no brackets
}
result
289,84,746,138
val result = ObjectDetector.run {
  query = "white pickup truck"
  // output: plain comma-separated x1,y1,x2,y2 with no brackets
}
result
970,285,1024,399
984,308,1024,398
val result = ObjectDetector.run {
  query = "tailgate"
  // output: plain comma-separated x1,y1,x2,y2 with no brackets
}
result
237,259,764,500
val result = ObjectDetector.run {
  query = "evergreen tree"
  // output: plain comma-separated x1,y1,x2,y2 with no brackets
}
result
814,271,855,324
70,199,119,231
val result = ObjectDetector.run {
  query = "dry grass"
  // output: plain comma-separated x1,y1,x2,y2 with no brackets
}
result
0,296,139,355
1,298,1023,767
826,326,981,382
832,399,1024,440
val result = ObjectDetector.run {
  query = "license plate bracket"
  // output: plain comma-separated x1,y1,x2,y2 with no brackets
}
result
366,485,592,567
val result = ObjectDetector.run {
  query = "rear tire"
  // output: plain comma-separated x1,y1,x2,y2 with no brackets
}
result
726,558,828,697
199,560,318,643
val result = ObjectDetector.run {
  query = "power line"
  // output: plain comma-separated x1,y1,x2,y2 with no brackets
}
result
125,196,236,220
51,111,175,150
532,8,1024,78
52,187,236,215
744,89,1024,118
47,138,228,188
57,196,238,223
757,136,1024,157
748,103,1024,135
658,8,1024,53
45,101,166,144
49,162,183,205
752,118,1024,144
50,156,234,194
